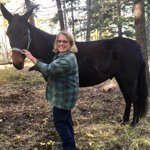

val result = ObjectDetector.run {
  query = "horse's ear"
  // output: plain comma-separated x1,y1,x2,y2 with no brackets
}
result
21,7,35,22
0,3,13,22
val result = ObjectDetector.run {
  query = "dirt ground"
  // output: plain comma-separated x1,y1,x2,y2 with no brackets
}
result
0,65,150,150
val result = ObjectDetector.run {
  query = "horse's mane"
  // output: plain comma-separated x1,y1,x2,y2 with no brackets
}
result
26,23,56,63
28,23,56,39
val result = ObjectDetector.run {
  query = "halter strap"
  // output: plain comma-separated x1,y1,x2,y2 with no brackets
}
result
26,29,31,50
12,47,22,52
12,29,31,53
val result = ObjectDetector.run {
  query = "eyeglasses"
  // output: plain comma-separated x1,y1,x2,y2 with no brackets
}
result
57,40,69,44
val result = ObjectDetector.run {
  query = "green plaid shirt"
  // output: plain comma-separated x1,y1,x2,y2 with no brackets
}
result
34,49,79,110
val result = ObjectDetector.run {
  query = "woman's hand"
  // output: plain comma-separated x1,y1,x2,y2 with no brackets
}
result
22,49,37,64
22,49,32,59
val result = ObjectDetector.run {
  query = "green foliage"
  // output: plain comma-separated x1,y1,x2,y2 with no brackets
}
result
0,65,45,88
89,0,135,39
50,0,145,40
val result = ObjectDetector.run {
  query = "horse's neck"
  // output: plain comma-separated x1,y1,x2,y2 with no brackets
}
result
28,23,56,63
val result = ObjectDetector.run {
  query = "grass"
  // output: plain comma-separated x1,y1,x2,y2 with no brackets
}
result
75,121,150,150
0,62,45,89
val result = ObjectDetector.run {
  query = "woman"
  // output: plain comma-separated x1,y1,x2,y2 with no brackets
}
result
22,31,79,150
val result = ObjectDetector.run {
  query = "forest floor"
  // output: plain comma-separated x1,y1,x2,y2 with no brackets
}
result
0,63,150,150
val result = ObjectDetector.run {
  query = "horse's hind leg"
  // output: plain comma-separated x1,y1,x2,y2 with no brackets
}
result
123,96,139,126
119,88,132,124
116,78,138,125
131,102,139,126
123,97,131,123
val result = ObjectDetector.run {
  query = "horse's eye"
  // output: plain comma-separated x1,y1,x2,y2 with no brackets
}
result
23,32,27,37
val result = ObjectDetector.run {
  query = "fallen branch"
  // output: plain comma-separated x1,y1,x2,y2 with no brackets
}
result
0,61,13,65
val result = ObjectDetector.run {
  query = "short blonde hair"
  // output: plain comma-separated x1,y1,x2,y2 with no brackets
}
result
53,31,78,53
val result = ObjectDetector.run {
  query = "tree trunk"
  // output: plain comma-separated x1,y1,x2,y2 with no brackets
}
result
1,17,11,63
62,0,67,30
25,0,35,25
56,0,65,31
147,0,150,52
71,1,75,36
86,0,91,41
134,0,150,92
99,0,104,40
116,0,122,37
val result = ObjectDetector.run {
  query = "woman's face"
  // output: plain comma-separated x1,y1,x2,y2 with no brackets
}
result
57,34,71,53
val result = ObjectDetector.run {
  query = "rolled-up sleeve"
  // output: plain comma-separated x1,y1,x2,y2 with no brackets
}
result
36,58,71,77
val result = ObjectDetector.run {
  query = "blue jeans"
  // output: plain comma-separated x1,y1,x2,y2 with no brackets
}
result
53,107,76,150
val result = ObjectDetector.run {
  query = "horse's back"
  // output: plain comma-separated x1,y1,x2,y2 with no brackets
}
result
75,37,144,87
111,37,143,58
110,37,144,81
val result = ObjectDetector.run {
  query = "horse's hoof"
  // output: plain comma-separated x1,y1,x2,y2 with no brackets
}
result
130,122,138,127
118,119,129,125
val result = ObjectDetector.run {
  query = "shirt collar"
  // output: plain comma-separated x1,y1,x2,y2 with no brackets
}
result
58,49,71,57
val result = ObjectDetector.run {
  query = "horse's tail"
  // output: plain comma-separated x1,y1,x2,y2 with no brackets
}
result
138,61,148,118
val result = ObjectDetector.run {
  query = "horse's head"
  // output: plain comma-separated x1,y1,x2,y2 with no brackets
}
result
0,4,34,70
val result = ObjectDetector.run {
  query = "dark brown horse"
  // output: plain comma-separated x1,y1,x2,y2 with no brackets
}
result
1,4,148,125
